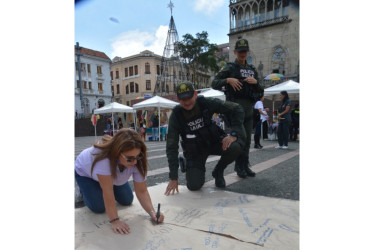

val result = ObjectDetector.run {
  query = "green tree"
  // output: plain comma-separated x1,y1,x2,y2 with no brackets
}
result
175,31,219,89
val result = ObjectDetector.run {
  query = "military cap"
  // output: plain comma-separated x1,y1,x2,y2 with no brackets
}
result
235,39,249,52
175,82,195,100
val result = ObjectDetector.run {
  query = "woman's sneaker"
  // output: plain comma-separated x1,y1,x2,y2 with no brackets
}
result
282,146,288,149
275,145,282,149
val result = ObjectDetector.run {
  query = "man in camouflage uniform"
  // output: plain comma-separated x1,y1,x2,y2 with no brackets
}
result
212,39,264,178
164,82,246,195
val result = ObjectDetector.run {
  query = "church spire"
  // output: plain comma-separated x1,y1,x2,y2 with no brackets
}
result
153,1,187,96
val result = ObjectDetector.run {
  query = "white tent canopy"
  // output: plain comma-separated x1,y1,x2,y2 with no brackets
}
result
198,88,226,101
133,96,179,140
94,102,134,114
94,102,135,137
264,80,299,96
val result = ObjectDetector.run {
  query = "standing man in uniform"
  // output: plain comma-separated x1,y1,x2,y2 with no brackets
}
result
164,82,246,195
212,38,264,178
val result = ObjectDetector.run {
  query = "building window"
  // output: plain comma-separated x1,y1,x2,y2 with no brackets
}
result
125,68,128,77
130,82,134,93
116,70,119,79
111,86,114,96
129,66,133,76
110,71,113,80
76,80,79,88
81,63,86,72
116,84,120,94
157,65,160,75
87,64,91,73
145,62,150,74
135,65,138,75
166,85,169,94
135,83,139,93
146,80,151,90
98,82,103,91
88,82,92,89
75,62,78,72
97,65,102,74
126,101,130,106
125,85,129,94
83,81,87,89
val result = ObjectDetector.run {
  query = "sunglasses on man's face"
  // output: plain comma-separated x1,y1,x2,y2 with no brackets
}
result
121,152,143,163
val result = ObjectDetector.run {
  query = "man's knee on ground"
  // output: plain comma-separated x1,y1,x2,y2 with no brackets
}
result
187,182,204,191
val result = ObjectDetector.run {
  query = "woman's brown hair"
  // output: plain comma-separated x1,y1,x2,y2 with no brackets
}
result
90,128,148,179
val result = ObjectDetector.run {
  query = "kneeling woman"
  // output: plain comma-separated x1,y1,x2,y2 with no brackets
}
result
75,128,164,235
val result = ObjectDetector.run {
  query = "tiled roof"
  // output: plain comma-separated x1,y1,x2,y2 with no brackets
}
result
75,46,111,61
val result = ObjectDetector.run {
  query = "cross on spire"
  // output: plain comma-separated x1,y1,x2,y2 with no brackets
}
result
168,0,174,15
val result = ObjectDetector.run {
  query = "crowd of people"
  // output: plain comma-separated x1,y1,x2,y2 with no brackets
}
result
75,38,299,235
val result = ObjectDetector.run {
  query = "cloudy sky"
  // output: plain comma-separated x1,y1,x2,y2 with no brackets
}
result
75,0,229,59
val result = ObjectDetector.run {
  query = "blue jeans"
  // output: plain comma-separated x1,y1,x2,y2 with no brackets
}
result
75,171,134,213
152,127,159,140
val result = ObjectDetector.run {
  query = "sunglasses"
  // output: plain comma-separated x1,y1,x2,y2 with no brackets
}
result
120,152,143,163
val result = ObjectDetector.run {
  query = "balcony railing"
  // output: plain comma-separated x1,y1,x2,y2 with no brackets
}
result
230,16,290,35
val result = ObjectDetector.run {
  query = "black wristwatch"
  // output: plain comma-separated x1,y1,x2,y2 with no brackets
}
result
230,131,238,138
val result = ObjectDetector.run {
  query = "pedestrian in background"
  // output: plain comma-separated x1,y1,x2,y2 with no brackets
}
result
75,128,164,235
253,95,267,149
290,104,299,141
151,114,159,141
262,107,270,140
275,91,291,149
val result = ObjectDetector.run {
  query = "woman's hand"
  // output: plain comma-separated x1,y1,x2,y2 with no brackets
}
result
150,211,165,223
111,220,131,235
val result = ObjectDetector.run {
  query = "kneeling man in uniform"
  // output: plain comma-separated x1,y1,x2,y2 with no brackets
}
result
164,82,246,195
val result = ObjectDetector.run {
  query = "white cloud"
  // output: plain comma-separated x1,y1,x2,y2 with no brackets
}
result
110,25,168,59
193,0,224,15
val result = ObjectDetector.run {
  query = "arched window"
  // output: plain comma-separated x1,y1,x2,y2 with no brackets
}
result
145,63,150,74
130,82,134,93
126,85,129,94
135,83,139,93
259,0,265,22
250,2,258,24
267,0,274,20
244,5,251,25
274,0,282,18
231,8,236,29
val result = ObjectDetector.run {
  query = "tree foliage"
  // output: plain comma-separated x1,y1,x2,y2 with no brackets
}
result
175,31,219,88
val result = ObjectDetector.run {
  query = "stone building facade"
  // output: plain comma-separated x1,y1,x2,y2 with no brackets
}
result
74,45,112,117
110,50,162,106
228,0,299,82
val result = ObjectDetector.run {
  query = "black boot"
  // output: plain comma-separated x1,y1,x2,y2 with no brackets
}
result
212,164,227,188
234,156,247,178
243,156,256,177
